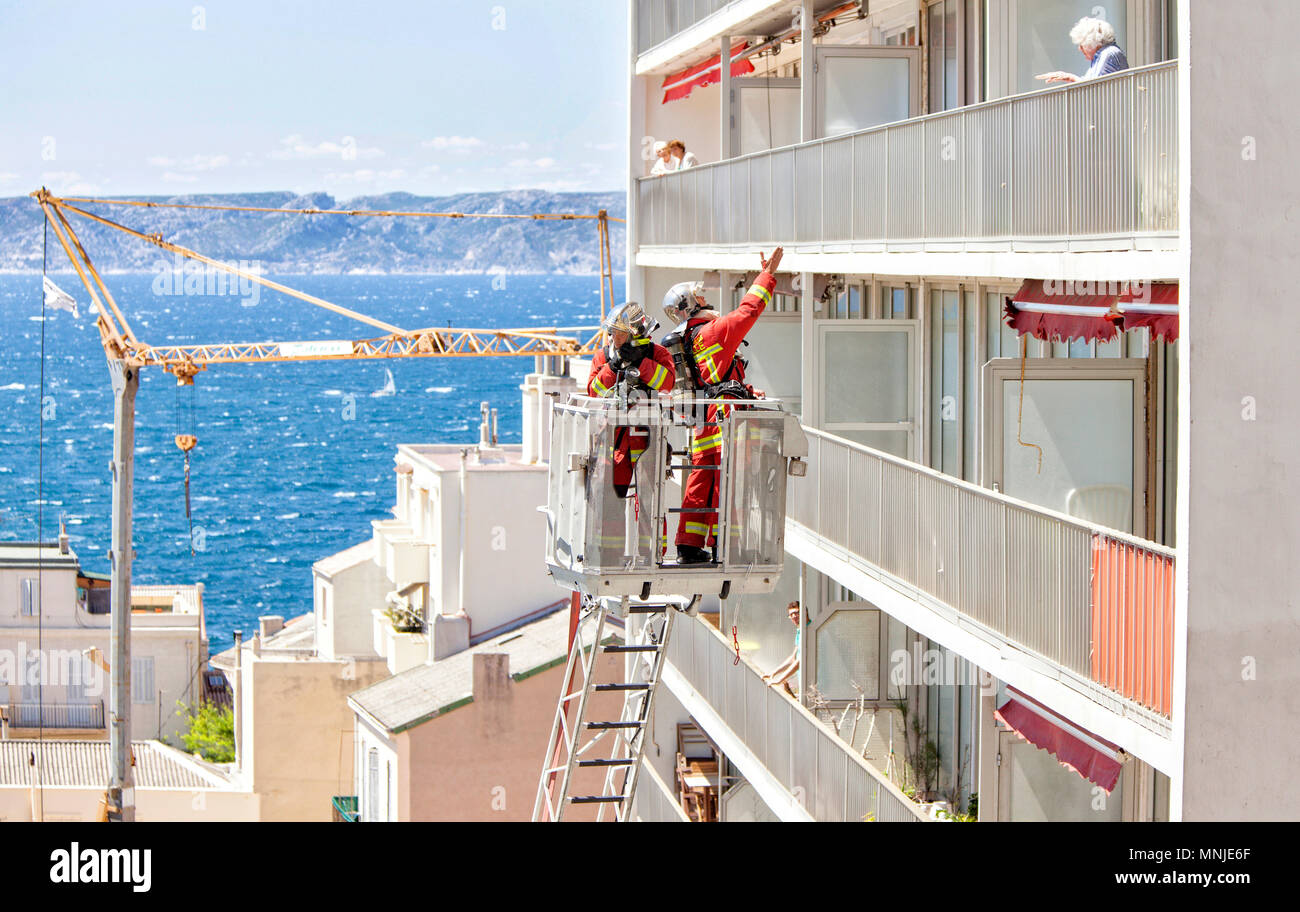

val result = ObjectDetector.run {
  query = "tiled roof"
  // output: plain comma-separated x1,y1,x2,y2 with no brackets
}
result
0,739,237,790
349,606,571,733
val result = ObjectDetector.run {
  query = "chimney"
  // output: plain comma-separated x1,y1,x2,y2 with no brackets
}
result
490,408,499,447
259,615,285,638
479,401,491,448
472,653,512,737
58,517,69,555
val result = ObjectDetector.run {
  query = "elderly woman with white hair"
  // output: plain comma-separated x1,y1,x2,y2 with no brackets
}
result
1036,16,1129,84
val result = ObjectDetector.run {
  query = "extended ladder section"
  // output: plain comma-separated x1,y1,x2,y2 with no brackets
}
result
533,595,686,821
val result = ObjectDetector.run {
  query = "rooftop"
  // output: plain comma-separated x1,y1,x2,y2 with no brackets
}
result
349,604,571,734
397,443,545,475
0,739,239,790
0,541,80,571
313,538,374,578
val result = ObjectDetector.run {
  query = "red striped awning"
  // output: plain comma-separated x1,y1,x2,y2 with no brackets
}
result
1004,280,1179,343
662,42,755,103
994,687,1128,793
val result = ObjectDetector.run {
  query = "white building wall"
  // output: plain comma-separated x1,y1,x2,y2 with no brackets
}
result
1175,0,1300,821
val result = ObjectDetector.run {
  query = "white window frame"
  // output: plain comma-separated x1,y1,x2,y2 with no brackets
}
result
813,45,922,139
817,321,921,461
20,578,38,617
131,656,155,706
982,358,1148,537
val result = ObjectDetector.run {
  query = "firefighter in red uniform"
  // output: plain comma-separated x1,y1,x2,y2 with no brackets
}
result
662,247,783,564
587,302,676,498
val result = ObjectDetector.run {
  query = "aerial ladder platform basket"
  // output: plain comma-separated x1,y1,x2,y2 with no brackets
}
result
534,389,806,821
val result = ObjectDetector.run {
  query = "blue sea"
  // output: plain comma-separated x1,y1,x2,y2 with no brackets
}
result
0,272,618,653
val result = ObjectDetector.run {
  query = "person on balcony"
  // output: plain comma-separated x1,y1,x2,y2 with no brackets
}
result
662,247,782,564
588,302,676,499
668,140,699,170
1036,16,1129,84
650,140,677,176
762,601,803,697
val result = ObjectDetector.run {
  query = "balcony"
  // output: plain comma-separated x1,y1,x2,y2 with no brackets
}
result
788,427,1175,739
664,612,928,821
5,702,106,730
636,62,1177,257
371,519,428,591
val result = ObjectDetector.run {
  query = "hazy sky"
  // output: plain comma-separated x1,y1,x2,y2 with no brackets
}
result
0,0,628,199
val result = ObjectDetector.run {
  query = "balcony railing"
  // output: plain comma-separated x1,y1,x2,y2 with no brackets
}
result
635,0,733,55
667,613,927,821
637,61,1177,250
6,701,105,729
630,758,692,822
788,427,1175,720
331,795,360,823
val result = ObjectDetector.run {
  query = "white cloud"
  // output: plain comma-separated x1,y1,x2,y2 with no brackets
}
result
586,142,618,152
508,157,557,170
421,136,484,152
161,172,199,183
149,154,230,171
502,141,531,152
40,171,100,195
324,168,408,183
271,134,384,161
0,172,18,184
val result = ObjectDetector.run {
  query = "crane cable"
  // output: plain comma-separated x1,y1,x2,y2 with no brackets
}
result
35,210,49,820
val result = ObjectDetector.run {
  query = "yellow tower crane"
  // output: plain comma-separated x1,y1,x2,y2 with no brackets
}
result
30,188,621,821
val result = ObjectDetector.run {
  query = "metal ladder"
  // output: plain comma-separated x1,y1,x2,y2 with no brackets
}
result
532,594,684,821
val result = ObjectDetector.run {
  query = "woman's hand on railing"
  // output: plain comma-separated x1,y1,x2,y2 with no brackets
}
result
1035,70,1079,84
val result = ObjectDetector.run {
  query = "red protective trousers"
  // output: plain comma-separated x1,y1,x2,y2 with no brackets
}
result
675,271,776,549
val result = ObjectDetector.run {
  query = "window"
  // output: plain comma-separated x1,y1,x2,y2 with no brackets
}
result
929,289,982,481
20,578,38,616
131,657,155,705
819,323,918,460
1012,0,1128,96
319,583,329,623
366,748,380,823
927,0,962,111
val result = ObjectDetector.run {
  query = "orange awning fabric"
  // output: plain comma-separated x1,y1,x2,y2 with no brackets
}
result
994,687,1128,793
1005,280,1179,343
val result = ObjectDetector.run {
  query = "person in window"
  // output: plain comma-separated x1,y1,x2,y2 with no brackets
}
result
1036,16,1129,84
650,141,677,176
762,601,802,696
668,140,699,169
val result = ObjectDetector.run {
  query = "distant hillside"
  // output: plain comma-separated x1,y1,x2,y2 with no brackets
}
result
0,190,626,274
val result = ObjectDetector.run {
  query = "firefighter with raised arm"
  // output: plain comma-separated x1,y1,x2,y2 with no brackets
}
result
661,247,783,564
588,302,676,498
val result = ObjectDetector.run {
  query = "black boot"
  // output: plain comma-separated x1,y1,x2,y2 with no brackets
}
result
676,545,712,565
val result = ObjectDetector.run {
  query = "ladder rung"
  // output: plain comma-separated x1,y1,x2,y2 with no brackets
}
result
587,721,643,729
603,645,661,653
666,507,719,514
577,758,636,767
569,796,626,804
667,464,720,471
595,683,652,691
626,605,668,614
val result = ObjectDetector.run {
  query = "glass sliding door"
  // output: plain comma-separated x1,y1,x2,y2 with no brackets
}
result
982,360,1146,534
1012,0,1129,95
733,78,801,155
815,46,921,138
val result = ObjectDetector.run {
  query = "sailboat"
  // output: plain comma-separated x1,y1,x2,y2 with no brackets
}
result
371,368,397,398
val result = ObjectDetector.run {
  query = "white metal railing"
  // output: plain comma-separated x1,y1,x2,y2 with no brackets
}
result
631,757,692,822
637,61,1178,248
7,701,106,729
635,0,734,55
788,427,1176,720
667,613,927,821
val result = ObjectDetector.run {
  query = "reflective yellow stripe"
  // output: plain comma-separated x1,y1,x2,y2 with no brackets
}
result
691,433,723,454
684,522,710,536
591,375,611,396
648,362,669,390
750,284,773,306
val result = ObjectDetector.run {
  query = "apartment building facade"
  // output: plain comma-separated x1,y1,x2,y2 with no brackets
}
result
0,540,207,743
622,0,1297,822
